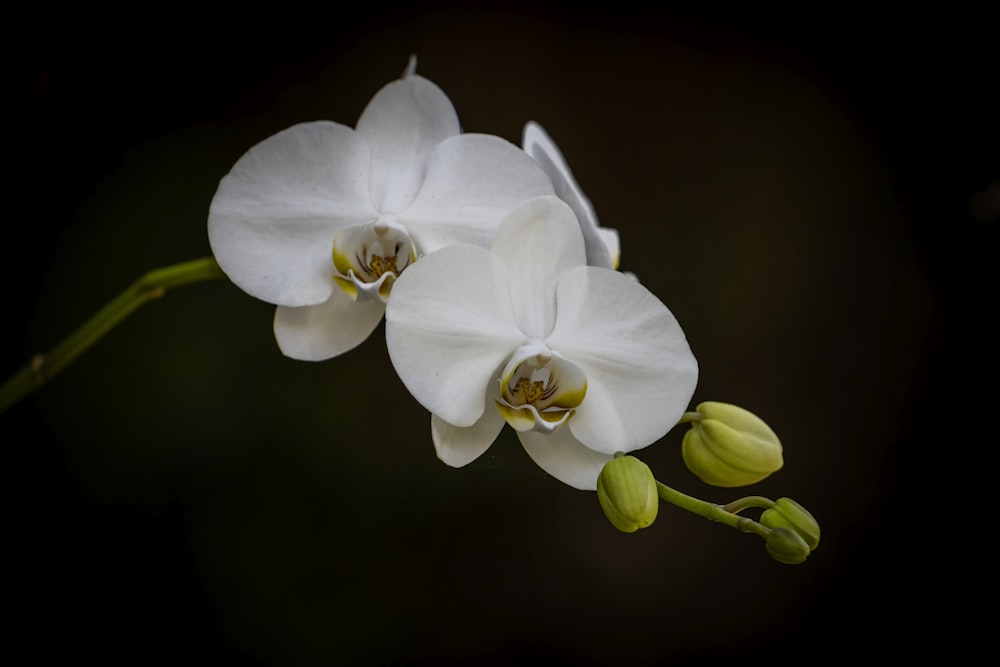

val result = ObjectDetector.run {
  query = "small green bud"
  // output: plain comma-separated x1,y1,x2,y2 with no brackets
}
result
597,455,659,533
765,527,811,565
760,497,820,551
681,401,783,487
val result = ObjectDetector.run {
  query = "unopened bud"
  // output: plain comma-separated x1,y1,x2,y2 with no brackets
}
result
765,527,811,564
681,402,783,487
597,455,659,533
760,497,820,551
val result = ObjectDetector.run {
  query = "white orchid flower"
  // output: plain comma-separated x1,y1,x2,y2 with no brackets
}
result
208,59,554,361
522,121,621,270
385,195,698,490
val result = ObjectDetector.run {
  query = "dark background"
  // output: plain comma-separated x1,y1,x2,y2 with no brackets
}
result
6,2,996,664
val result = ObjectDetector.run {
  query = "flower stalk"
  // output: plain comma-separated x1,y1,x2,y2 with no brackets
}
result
654,481,772,539
647,474,819,564
0,257,226,414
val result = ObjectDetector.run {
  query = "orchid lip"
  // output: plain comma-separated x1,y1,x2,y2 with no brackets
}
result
494,342,587,434
332,219,417,303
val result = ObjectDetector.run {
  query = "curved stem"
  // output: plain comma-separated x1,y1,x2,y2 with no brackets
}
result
656,481,771,539
1,257,226,415
722,496,776,515
677,411,702,424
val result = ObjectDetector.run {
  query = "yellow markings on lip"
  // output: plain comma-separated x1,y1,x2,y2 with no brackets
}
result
495,344,587,434
333,275,359,300
495,401,576,433
330,221,416,302
332,245,354,278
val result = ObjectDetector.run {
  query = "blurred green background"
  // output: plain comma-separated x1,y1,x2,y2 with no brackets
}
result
6,2,995,664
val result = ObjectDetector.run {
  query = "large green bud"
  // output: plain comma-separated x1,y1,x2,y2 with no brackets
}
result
597,455,659,533
761,497,820,551
681,402,783,487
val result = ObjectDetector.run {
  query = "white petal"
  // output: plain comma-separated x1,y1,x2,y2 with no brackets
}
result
518,426,612,491
356,75,461,215
547,266,699,454
385,245,524,426
401,134,555,254
431,411,505,468
208,121,376,306
490,196,586,339
598,227,622,270
522,121,613,270
273,288,386,361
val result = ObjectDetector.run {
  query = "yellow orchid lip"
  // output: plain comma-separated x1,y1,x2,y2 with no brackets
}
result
494,343,587,434
332,219,417,303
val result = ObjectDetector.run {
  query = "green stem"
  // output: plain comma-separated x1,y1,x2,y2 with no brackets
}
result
677,411,702,424
722,496,776,515
656,481,771,539
0,257,226,415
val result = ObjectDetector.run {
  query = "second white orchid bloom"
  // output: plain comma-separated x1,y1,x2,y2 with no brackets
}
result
385,196,698,490
208,59,553,361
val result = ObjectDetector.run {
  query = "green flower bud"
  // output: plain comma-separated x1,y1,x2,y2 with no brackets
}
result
765,527,811,565
681,402,783,487
597,455,659,533
760,497,820,551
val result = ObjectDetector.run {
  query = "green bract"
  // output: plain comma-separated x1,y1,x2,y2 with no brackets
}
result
597,455,659,533
681,402,783,487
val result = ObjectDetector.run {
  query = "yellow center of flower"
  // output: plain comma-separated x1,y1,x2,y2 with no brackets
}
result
331,219,416,303
513,377,553,405
495,344,587,434
367,253,399,278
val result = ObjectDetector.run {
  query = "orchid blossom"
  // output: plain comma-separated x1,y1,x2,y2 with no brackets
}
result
208,59,554,360
385,195,698,490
